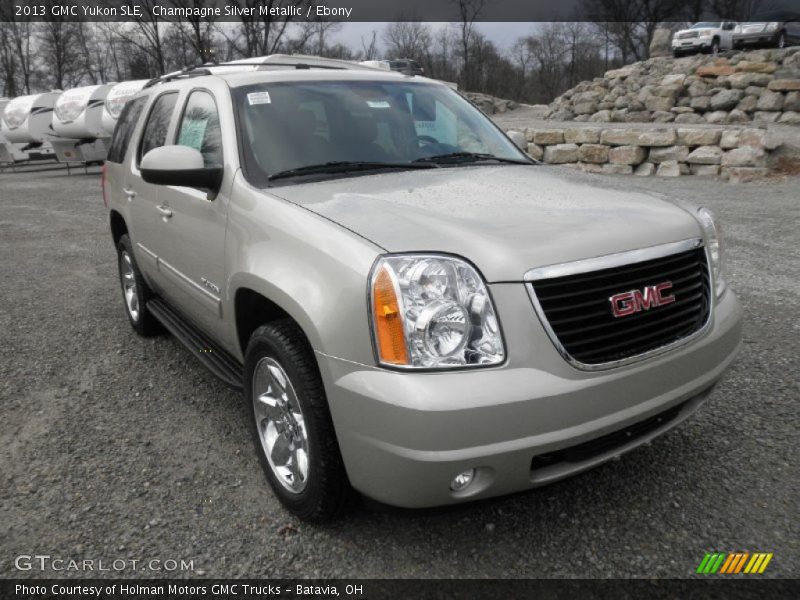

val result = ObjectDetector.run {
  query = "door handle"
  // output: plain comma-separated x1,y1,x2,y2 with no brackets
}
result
123,187,136,201
156,205,173,218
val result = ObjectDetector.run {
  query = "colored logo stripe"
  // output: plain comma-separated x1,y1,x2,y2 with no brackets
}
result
744,553,773,574
697,553,726,574
697,552,773,574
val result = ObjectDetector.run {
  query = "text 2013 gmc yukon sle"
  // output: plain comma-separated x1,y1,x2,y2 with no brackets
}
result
103,55,743,521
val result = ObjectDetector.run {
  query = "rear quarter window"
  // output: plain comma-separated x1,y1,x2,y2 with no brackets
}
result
106,97,146,164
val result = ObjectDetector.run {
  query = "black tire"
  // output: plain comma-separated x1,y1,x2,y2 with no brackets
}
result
711,38,720,55
244,320,356,521
777,32,786,49
673,49,681,58
116,234,162,336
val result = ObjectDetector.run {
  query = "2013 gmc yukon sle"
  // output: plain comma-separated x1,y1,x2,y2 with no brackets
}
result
103,56,743,521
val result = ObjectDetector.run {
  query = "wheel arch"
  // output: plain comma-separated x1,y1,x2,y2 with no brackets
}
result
231,277,323,360
110,210,128,247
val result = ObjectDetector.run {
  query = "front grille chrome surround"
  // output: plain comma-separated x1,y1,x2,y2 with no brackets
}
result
525,238,714,371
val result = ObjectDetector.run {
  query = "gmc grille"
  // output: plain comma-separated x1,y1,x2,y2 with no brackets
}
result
529,246,711,366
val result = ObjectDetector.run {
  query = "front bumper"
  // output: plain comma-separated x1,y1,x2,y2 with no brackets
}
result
672,35,713,51
319,286,743,508
733,32,780,47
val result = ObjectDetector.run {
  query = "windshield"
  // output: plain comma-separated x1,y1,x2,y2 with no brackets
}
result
234,80,529,185
691,22,720,28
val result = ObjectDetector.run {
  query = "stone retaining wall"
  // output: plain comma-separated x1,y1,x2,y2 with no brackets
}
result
546,48,800,126
505,125,781,183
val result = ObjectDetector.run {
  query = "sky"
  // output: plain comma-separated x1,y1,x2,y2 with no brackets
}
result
329,22,540,54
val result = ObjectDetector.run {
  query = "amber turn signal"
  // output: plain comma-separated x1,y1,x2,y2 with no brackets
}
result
372,264,409,365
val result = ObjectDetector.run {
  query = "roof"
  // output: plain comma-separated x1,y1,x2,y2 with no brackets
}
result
220,67,431,88
142,54,434,90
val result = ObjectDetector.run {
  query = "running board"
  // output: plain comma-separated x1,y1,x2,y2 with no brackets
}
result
147,298,243,389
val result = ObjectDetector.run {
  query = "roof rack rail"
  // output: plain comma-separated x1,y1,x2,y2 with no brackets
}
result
143,66,213,89
226,54,373,71
142,54,379,89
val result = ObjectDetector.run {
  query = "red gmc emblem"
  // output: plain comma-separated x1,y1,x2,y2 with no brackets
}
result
609,282,676,318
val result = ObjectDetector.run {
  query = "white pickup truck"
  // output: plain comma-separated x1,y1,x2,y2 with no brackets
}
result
672,21,738,56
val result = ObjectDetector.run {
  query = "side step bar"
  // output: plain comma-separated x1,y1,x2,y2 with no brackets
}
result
147,297,243,389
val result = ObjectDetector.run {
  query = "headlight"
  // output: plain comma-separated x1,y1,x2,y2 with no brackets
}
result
697,208,726,298
370,254,505,369
765,22,779,32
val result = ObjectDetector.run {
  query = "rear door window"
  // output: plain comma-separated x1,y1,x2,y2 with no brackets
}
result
138,92,178,163
106,97,145,164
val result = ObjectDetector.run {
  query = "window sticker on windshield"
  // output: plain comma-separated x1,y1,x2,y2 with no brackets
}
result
178,119,207,152
366,100,390,109
247,91,271,105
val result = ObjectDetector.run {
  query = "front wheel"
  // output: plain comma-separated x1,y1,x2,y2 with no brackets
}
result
117,234,161,336
244,320,356,521
777,32,786,49
710,39,720,55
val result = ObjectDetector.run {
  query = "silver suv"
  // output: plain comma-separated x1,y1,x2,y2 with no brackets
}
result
104,55,743,521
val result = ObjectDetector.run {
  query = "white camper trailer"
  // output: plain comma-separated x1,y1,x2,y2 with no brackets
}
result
0,98,29,168
100,79,148,137
51,84,114,166
1,92,60,160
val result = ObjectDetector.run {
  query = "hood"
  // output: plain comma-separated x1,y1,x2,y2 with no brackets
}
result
271,166,702,282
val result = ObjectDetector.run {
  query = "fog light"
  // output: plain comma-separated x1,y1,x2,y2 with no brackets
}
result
450,469,475,492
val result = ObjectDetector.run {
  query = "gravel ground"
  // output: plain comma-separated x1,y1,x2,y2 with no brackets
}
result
0,162,797,579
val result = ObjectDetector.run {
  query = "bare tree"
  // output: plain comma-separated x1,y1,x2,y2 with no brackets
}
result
164,0,220,63
38,4,84,90
306,22,343,56
527,24,568,103
117,0,168,75
581,0,686,61
96,22,133,81
431,27,458,83
710,0,764,19
382,21,432,61
680,0,706,22
360,31,379,61
452,0,486,90
0,3,36,95
509,38,535,98
226,0,310,57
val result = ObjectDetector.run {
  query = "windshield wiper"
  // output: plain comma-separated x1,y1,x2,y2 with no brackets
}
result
413,152,530,165
268,161,437,181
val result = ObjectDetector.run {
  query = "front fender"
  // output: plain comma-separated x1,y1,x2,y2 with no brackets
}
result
224,174,383,365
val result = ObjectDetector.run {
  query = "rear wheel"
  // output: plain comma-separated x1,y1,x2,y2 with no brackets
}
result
244,320,356,521
117,234,161,336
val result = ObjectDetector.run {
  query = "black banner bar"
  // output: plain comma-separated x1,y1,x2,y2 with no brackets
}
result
3,579,800,600
5,0,800,23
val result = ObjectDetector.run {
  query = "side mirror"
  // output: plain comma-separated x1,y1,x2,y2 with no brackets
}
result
140,145,222,192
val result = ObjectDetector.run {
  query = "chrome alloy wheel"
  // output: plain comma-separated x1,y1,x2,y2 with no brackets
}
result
252,357,309,494
120,251,139,322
